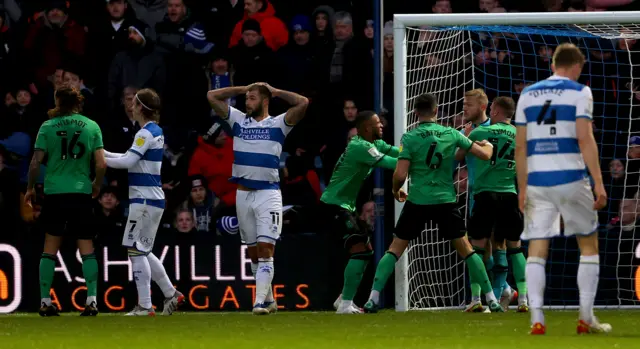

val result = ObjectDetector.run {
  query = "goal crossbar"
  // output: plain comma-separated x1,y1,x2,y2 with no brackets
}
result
392,11,640,312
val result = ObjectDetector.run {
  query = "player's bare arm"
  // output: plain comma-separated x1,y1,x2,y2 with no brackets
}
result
93,149,107,198
468,141,493,161
206,86,249,119
272,87,309,126
515,125,528,212
25,149,45,205
392,159,409,202
455,140,487,161
576,118,607,209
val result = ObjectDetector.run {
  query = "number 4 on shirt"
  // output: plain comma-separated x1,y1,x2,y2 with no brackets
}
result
537,100,557,135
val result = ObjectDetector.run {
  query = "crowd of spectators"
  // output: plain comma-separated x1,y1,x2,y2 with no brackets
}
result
0,0,639,244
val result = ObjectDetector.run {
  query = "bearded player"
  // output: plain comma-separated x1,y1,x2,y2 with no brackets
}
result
207,83,308,315
461,89,517,311
320,111,399,314
104,89,184,316
457,96,528,313
515,43,610,335
363,93,504,313
27,87,104,316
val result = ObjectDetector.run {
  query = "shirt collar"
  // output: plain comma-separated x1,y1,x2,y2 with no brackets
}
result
548,74,571,80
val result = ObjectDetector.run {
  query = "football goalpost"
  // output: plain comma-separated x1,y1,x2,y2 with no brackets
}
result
393,11,640,311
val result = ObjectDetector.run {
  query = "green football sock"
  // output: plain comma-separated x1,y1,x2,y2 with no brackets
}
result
469,247,485,300
39,253,56,299
341,257,369,301
466,252,493,297
509,248,527,296
492,250,508,299
81,253,99,298
372,252,398,292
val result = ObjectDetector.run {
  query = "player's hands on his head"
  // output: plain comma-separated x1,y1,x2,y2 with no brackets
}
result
249,82,276,94
24,188,36,208
393,188,408,202
593,183,608,210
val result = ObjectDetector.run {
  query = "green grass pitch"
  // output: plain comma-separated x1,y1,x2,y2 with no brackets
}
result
0,310,638,349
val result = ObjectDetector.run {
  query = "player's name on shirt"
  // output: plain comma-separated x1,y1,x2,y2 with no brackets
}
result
525,88,566,98
484,127,515,138
51,118,89,129
416,129,447,138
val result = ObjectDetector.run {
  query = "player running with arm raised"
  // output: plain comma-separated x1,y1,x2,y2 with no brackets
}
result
458,97,528,313
104,89,184,316
26,87,105,317
207,83,308,315
363,93,504,313
320,111,399,314
515,43,610,335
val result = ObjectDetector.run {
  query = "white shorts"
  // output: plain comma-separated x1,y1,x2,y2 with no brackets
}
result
521,179,598,241
122,202,164,253
236,189,283,246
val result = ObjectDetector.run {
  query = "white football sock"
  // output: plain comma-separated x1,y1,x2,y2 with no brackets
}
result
252,262,274,303
254,258,274,305
503,283,512,295
578,254,599,323
41,298,52,306
86,296,97,306
369,290,380,304
131,255,152,309
526,257,546,326
485,291,498,303
148,252,176,298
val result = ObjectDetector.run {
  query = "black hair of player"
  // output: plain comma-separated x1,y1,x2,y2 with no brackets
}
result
247,84,272,101
48,86,84,118
136,88,161,122
355,110,377,130
414,93,438,118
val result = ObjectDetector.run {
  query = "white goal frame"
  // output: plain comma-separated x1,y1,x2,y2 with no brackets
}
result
393,11,640,312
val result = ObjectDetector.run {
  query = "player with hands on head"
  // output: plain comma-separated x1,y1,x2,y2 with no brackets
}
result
362,93,503,313
514,43,609,335
319,110,400,314
207,82,308,315
27,86,105,317
103,88,184,316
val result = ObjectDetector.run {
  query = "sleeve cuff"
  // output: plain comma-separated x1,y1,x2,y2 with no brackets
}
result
283,114,296,127
514,121,527,126
576,115,592,120
465,142,474,151
128,149,143,157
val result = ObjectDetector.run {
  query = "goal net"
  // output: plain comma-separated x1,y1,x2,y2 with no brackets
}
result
393,12,640,311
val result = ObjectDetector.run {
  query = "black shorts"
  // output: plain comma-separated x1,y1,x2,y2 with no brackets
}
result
468,192,523,242
318,202,370,249
40,194,95,240
395,202,466,241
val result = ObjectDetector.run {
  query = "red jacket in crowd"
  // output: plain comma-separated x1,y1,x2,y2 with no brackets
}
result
228,0,288,51
23,16,86,87
188,136,237,206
